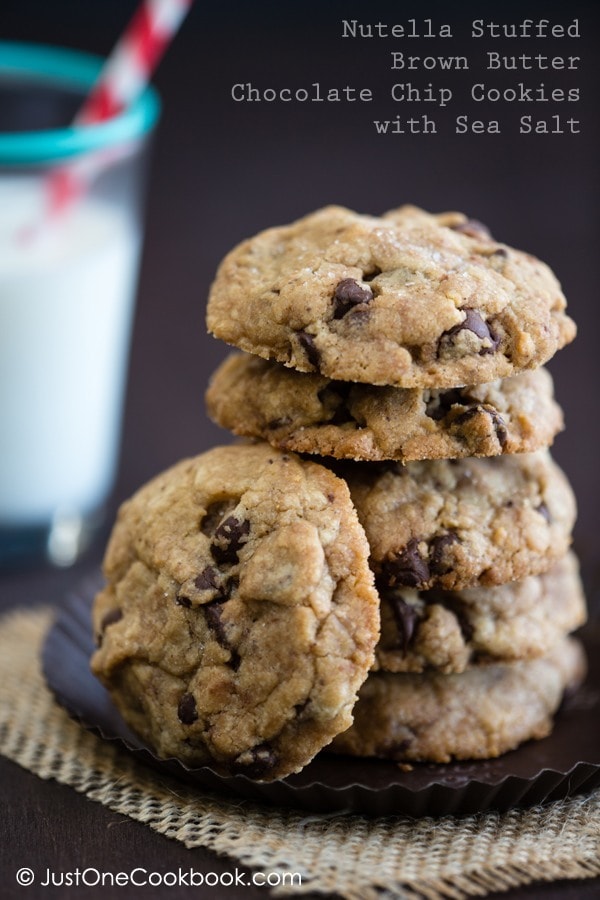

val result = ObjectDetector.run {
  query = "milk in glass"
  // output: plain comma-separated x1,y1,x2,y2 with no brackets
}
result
0,177,141,533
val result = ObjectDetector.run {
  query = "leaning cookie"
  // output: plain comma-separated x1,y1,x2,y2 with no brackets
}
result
342,450,576,592
206,205,576,388
375,553,586,675
91,444,379,781
206,353,563,462
330,637,586,763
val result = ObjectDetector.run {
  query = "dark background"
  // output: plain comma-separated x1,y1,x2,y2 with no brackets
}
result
3,0,598,548
1,2,600,898
3,0,598,560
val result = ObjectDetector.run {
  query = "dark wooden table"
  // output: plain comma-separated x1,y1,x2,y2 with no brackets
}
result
2,1,600,896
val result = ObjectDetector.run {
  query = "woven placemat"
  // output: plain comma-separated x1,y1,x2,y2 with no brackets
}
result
1,606,600,900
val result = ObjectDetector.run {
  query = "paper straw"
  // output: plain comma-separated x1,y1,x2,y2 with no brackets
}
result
78,0,194,125
48,0,194,216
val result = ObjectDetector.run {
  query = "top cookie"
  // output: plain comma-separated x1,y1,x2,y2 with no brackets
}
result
91,444,379,781
206,205,575,388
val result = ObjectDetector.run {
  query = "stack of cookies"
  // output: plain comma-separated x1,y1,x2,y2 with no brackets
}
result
204,205,587,764
92,205,586,781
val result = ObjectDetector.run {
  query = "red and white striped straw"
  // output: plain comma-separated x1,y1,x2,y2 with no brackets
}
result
48,0,194,217
78,0,194,125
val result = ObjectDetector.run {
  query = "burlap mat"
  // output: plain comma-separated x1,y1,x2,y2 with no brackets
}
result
1,606,600,899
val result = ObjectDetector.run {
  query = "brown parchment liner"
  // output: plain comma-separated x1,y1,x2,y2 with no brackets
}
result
42,576,600,818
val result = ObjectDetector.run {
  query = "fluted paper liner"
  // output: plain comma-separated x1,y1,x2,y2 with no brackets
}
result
42,575,600,818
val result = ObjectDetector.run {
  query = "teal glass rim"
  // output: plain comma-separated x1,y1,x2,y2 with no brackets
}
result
0,41,161,166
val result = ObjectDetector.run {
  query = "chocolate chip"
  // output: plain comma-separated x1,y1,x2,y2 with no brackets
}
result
210,517,250,565
200,500,236,537
175,594,192,608
479,330,500,356
450,406,480,426
233,743,278,779
439,308,500,356
429,533,459,576
220,576,238,601
452,405,508,449
344,306,371,325
332,278,373,319
195,566,218,590
296,331,321,369
100,608,122,632
203,592,239,669
492,248,508,257
177,692,198,725
204,601,227,644
460,309,494,340
450,219,492,240
536,502,552,522
388,594,420,655
487,408,508,448
215,515,249,548
380,539,430,589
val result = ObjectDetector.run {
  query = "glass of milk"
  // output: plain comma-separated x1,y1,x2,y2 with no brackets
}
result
0,42,160,567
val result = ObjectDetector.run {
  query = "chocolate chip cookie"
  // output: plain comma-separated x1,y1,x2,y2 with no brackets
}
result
375,553,585,674
206,353,563,462
330,637,586,763
343,450,576,591
206,205,576,388
91,444,379,781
